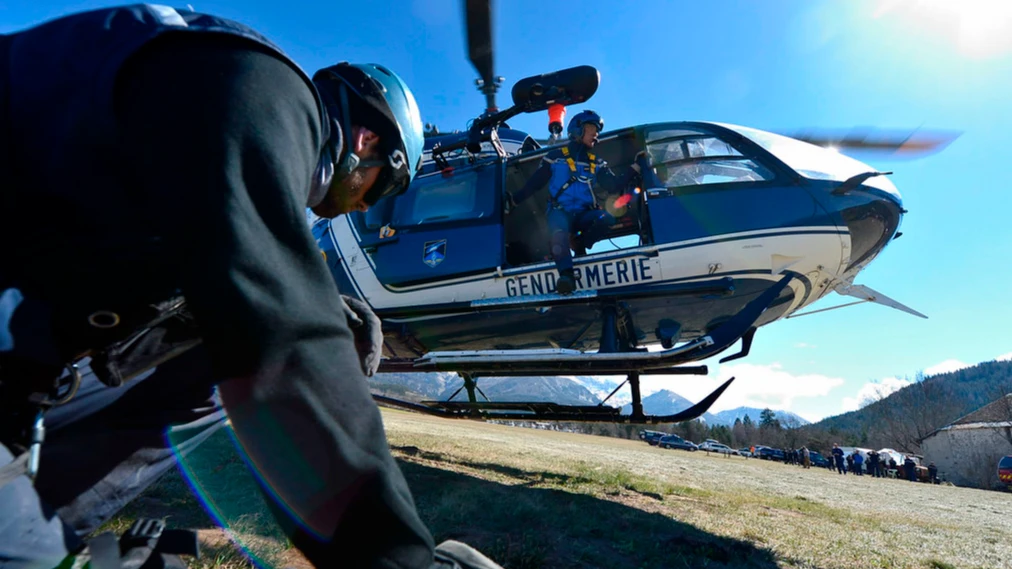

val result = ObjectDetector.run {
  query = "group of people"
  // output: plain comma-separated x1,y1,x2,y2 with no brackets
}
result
829,444,940,483
0,4,629,568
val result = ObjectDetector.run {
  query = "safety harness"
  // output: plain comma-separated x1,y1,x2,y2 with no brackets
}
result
550,145,596,208
0,296,201,488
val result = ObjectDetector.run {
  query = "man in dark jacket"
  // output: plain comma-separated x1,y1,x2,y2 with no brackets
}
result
904,457,918,482
832,444,845,475
0,5,500,569
868,450,880,478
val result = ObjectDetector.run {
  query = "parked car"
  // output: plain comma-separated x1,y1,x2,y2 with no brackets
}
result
639,430,668,445
757,447,785,461
658,435,698,451
698,441,737,455
809,450,829,468
738,448,753,457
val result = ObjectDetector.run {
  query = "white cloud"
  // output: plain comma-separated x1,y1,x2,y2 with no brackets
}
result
794,342,817,349
841,376,914,412
923,359,971,376
637,362,845,416
996,352,1012,362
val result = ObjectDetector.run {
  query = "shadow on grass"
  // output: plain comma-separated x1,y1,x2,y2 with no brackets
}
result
104,429,290,569
395,454,782,569
109,430,781,569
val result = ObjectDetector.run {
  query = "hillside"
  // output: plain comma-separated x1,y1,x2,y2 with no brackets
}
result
804,358,1012,451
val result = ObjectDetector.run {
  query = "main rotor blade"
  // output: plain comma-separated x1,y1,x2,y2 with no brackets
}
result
782,127,961,159
465,0,494,87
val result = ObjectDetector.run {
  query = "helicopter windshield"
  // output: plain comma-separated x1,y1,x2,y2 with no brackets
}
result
645,128,776,188
720,123,901,199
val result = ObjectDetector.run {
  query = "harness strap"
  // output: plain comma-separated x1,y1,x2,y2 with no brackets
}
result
552,146,598,206
0,450,29,488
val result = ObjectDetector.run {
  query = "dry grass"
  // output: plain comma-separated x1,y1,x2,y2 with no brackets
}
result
108,409,1012,568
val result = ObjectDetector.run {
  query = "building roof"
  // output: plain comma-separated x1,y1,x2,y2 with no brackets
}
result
920,393,1012,442
952,394,1012,426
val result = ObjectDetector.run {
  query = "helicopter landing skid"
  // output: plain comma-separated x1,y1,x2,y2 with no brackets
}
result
373,274,793,423
373,375,734,424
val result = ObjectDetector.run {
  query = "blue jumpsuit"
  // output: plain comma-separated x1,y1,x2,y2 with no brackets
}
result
513,142,642,272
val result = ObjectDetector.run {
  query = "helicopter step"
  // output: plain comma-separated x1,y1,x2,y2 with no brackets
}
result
378,274,793,375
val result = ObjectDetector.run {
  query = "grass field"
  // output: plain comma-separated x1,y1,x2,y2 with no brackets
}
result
108,409,1012,569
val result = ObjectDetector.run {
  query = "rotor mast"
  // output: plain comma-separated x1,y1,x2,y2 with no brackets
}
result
465,0,503,114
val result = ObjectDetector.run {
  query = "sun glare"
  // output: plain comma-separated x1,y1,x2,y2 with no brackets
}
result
873,0,1012,59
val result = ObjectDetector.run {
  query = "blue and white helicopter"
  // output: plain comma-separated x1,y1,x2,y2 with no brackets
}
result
310,0,954,424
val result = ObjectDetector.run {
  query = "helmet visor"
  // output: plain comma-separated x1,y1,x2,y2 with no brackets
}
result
361,157,411,206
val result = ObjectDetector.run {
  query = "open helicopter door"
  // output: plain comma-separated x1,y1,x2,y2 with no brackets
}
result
349,161,504,287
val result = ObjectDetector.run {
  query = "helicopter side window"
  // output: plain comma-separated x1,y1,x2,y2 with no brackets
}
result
662,159,774,187
646,134,773,189
393,168,493,225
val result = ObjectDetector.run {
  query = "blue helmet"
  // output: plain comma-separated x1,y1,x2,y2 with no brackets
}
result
313,63,424,204
567,110,604,140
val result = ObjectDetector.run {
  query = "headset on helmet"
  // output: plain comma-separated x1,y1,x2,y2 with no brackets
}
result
313,62,424,205
567,110,604,140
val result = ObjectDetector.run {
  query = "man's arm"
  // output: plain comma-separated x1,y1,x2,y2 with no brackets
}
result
595,152,657,195
509,155,553,206
115,37,433,567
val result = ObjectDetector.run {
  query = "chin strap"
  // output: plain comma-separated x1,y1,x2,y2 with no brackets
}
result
333,84,361,180
309,83,356,208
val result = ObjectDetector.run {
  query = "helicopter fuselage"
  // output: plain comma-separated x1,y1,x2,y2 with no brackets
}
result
312,121,903,360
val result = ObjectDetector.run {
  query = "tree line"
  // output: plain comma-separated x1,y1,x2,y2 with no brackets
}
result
542,359,1012,456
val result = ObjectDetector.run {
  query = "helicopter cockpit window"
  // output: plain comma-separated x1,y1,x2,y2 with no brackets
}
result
646,131,773,189
393,167,493,226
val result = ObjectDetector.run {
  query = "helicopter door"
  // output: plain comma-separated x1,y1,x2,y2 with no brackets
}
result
642,127,821,243
352,162,504,287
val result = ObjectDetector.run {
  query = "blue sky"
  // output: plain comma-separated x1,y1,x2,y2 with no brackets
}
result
5,0,1010,421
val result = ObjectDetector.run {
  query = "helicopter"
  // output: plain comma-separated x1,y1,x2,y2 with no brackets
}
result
309,0,956,424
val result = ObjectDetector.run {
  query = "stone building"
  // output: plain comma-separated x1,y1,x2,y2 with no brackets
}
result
920,394,1012,489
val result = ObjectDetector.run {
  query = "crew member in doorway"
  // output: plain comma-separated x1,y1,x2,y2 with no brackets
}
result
506,110,660,294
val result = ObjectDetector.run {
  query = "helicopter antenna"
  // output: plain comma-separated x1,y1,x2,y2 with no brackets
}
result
465,0,503,113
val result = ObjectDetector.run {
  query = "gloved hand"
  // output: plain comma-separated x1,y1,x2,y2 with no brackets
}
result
631,150,652,173
340,295,383,377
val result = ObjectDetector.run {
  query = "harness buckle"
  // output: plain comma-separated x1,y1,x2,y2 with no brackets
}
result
26,409,44,481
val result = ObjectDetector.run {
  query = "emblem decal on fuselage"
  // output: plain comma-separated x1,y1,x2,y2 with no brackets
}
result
423,239,447,268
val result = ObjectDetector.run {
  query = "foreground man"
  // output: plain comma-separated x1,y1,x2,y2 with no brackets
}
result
0,5,501,568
